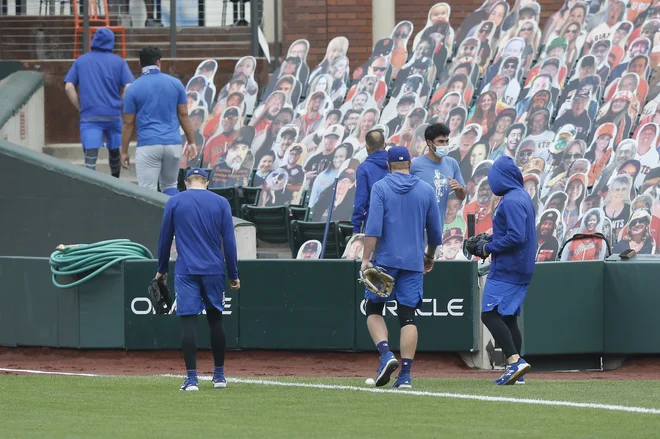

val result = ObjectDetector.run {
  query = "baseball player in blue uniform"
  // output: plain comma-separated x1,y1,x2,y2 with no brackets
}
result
361,146,443,389
472,156,536,385
156,168,240,391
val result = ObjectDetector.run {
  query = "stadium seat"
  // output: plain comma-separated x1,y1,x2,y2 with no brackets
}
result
239,187,262,207
209,187,239,217
242,205,289,244
290,220,341,259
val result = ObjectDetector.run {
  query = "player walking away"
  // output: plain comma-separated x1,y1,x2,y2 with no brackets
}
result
64,27,134,178
361,146,443,389
156,168,240,391
121,47,197,195
411,123,467,233
471,156,536,385
351,130,389,234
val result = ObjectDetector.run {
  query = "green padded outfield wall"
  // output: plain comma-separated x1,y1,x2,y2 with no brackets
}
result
238,260,357,350
0,139,168,258
354,260,479,352
522,261,604,355
604,256,660,353
123,260,239,350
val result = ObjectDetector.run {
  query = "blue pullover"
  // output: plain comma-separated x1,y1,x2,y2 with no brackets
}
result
64,28,134,120
365,172,442,272
157,189,238,279
352,149,389,233
484,156,537,284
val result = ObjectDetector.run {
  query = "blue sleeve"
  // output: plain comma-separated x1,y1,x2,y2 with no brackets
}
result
123,86,136,114
120,61,135,87
177,81,187,105
351,166,369,233
64,61,78,85
220,198,239,280
485,200,527,255
157,198,176,273
364,184,384,238
426,188,443,246
453,160,465,186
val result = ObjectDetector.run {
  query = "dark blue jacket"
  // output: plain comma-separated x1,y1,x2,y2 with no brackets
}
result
484,156,537,284
352,149,388,233
366,172,442,272
157,189,238,279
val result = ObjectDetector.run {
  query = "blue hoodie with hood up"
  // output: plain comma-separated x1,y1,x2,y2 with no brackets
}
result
484,156,537,284
365,172,442,272
352,149,389,233
64,28,134,120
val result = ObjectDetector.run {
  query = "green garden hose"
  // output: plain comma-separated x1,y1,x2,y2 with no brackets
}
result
49,239,154,289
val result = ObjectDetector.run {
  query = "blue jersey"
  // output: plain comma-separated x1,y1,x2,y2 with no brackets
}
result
123,68,187,147
157,189,238,279
410,154,465,233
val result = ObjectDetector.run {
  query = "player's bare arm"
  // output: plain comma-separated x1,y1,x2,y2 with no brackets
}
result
177,103,198,161
361,236,377,271
120,113,136,169
64,82,80,111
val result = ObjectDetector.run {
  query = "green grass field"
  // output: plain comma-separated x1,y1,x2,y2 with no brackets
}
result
2,374,660,438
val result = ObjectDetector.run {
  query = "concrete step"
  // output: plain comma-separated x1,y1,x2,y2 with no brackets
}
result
256,240,293,259
43,142,137,161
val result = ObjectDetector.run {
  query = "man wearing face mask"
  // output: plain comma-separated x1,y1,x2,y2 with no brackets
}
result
411,123,467,234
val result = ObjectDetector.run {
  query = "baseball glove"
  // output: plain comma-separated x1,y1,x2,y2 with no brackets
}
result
465,233,491,259
359,266,395,298
148,278,173,315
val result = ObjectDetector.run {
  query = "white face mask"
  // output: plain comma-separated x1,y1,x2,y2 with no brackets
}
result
432,144,448,159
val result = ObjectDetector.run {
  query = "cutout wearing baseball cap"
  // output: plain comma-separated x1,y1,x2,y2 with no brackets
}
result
442,227,464,243
387,145,411,163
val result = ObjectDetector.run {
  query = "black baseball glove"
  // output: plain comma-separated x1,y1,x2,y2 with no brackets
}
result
465,233,491,259
148,278,173,315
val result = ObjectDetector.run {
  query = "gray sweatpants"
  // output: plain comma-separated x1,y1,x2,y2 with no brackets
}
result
135,144,182,193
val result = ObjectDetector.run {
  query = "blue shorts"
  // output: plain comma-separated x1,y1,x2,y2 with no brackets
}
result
80,120,122,150
482,278,529,316
364,266,423,309
174,274,225,316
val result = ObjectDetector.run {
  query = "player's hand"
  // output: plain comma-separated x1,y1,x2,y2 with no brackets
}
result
155,272,167,286
183,143,197,161
449,177,463,192
121,152,131,169
360,260,373,272
229,278,241,290
305,171,317,180
423,255,434,274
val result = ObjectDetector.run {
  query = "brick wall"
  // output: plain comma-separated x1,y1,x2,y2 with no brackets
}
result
281,0,373,76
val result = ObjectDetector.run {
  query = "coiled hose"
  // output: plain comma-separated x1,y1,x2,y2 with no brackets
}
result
49,239,154,289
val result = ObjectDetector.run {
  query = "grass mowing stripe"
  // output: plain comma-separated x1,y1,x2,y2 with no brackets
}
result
161,374,660,415
3,368,659,416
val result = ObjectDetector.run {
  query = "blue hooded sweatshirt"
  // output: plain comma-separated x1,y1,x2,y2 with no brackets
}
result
365,172,442,272
64,28,134,120
484,156,537,284
352,149,389,233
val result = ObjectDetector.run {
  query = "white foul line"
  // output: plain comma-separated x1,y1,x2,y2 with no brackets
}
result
1,368,659,415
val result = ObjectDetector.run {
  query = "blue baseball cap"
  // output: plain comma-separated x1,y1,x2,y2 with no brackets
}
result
185,167,208,179
387,146,411,163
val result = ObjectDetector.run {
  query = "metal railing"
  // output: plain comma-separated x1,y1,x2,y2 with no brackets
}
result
0,0,270,60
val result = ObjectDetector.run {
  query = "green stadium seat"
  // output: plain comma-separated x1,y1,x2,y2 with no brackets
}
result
242,205,289,244
209,187,239,217
290,220,340,259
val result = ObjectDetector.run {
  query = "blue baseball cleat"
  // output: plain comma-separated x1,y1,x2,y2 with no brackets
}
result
498,359,531,385
392,375,412,389
213,373,227,389
180,377,199,391
375,352,399,387
515,376,525,385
